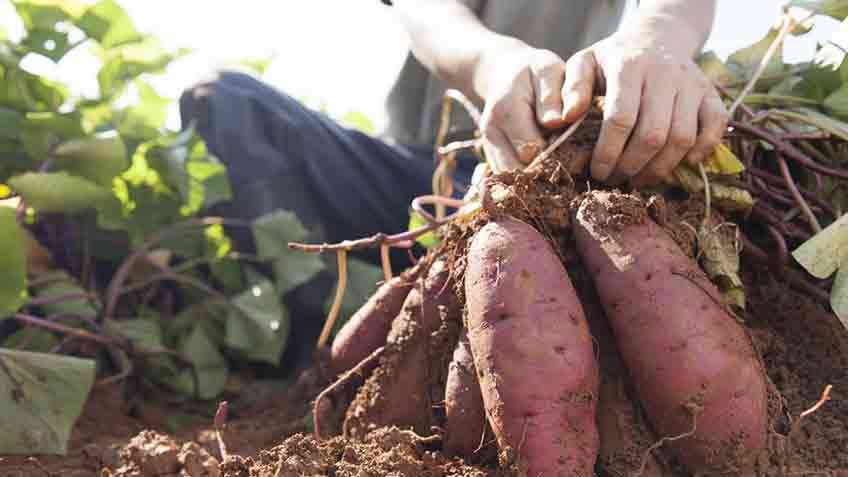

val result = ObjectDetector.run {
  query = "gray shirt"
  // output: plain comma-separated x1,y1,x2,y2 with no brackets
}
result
382,0,628,147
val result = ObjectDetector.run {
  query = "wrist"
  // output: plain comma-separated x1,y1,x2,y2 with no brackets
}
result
621,13,707,59
470,36,529,101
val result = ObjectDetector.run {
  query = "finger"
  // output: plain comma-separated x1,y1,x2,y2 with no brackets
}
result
686,90,729,165
591,61,643,181
615,74,676,178
531,52,567,128
566,148,593,176
562,51,597,123
482,125,522,173
489,99,545,165
632,88,701,187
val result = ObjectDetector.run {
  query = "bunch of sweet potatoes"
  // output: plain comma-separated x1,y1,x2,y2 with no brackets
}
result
323,189,771,476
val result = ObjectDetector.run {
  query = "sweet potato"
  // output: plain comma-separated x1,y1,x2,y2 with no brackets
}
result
330,261,423,376
573,190,768,473
465,217,600,477
443,329,487,457
344,259,461,436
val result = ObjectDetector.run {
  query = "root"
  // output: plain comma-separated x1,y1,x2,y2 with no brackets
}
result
380,244,392,282
317,250,348,350
313,346,386,440
783,384,834,476
214,401,230,460
635,414,699,477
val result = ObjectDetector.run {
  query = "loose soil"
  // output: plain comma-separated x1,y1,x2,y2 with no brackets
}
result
3,255,844,477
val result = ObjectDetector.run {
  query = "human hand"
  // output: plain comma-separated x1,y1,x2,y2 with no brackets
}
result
476,42,572,173
562,31,729,187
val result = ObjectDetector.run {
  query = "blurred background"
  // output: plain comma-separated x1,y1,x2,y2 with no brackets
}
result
0,0,840,132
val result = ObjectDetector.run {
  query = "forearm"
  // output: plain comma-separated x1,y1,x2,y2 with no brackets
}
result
391,0,522,102
625,0,717,58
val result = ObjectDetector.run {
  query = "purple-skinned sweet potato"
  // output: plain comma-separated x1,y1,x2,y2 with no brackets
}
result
465,217,600,477
330,261,424,376
443,329,487,457
574,190,769,473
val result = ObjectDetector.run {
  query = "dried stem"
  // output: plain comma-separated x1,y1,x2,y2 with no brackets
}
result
289,210,461,254
728,12,812,116
380,244,392,282
317,250,348,350
527,111,589,169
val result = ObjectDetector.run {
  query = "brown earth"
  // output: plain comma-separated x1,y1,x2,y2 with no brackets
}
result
0,260,845,477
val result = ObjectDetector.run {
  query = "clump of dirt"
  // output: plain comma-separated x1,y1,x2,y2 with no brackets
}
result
108,431,220,477
218,427,488,477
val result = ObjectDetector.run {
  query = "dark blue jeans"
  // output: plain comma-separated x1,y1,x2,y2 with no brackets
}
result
179,71,476,371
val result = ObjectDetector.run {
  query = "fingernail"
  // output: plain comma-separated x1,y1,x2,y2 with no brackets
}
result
542,109,562,125
592,161,612,181
562,93,578,117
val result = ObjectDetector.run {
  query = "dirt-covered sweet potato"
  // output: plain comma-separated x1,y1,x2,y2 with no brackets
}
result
465,217,600,477
443,330,487,457
573,190,769,473
344,259,461,437
330,262,423,376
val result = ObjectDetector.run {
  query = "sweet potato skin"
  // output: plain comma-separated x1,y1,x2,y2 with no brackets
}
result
443,330,486,457
344,259,461,436
465,217,599,477
574,191,768,473
330,262,422,376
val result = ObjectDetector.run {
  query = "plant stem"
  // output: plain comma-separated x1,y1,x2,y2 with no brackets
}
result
731,121,848,180
13,313,121,347
776,154,822,233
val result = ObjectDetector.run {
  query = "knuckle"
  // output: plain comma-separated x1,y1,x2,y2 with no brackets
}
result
606,112,637,133
669,130,696,149
640,128,668,151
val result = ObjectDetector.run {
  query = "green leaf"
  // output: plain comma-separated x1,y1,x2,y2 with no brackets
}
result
33,279,96,316
227,280,289,364
727,28,785,84
53,134,128,186
787,0,848,19
97,38,188,97
114,81,169,141
20,28,72,62
11,0,85,29
771,108,848,141
697,51,743,86
408,210,440,248
323,257,385,337
2,328,59,352
823,83,848,118
163,325,227,399
20,112,84,161
0,349,95,455
0,208,27,318
252,210,324,293
76,0,140,48
830,265,848,327
9,172,112,213
0,107,23,141
792,213,848,278
252,209,311,257
106,319,162,349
